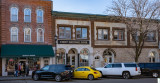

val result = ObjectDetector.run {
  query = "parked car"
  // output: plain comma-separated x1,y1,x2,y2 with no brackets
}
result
73,66,102,80
139,63,160,78
96,63,141,79
32,64,73,82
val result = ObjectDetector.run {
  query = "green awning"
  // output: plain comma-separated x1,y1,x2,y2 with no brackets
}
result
1,44,54,57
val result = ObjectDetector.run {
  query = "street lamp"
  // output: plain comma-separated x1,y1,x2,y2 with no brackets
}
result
55,35,57,64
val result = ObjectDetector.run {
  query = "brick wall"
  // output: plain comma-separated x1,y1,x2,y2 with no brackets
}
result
0,0,53,45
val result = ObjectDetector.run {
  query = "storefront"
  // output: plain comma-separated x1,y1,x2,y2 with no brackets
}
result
1,44,54,76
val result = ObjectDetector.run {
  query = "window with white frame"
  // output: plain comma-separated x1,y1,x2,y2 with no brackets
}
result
76,28,87,39
11,7,18,22
59,27,71,39
37,28,44,42
24,28,31,42
11,27,18,42
113,29,124,40
146,31,156,42
36,9,43,23
24,8,31,22
98,29,109,40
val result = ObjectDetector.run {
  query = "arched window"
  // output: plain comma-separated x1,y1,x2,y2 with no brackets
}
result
36,9,43,23
10,27,18,42
149,52,155,63
11,7,18,22
24,8,31,22
24,28,31,42
37,28,44,42
80,49,89,66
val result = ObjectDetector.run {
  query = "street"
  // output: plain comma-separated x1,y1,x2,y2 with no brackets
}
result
0,77,157,83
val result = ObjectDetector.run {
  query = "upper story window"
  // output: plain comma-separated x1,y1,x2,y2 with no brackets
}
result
36,9,43,23
24,28,31,42
98,28,109,40
76,27,87,39
59,27,71,39
24,8,31,22
37,28,44,42
10,27,18,42
10,7,18,22
146,31,156,42
113,29,125,41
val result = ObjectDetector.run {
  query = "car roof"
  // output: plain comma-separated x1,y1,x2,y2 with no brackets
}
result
77,66,91,68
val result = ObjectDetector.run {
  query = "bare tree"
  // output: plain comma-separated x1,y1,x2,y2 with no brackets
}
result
106,0,160,62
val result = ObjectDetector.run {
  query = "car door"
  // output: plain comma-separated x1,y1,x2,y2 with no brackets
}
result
111,64,122,75
74,68,84,78
40,65,52,78
81,68,90,78
49,65,56,78
103,64,113,75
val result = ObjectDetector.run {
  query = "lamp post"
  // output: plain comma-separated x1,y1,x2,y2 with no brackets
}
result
54,35,57,64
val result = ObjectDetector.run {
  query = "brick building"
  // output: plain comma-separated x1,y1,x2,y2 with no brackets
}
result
0,0,54,76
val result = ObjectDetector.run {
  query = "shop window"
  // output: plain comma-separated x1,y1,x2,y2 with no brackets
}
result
36,9,43,23
59,27,71,39
10,7,18,22
44,60,49,66
10,27,18,42
95,56,100,60
24,28,31,42
113,29,124,40
80,49,89,66
98,29,109,40
37,28,44,42
76,28,87,39
24,8,31,22
28,58,40,70
146,31,156,42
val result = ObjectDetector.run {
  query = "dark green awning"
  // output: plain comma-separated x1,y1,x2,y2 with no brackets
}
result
1,44,54,57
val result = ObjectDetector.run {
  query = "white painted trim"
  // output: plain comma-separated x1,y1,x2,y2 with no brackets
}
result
36,9,44,23
37,28,44,42
10,27,18,42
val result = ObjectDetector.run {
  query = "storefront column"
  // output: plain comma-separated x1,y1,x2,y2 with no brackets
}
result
65,53,68,65
40,58,44,68
49,57,52,65
2,58,7,76
78,53,80,67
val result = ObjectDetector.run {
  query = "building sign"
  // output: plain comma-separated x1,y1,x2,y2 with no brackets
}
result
22,55,35,57
58,40,89,44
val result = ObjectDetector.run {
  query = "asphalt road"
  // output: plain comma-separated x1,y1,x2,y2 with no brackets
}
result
0,77,157,83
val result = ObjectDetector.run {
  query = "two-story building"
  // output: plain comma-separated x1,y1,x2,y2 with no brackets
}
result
0,0,54,76
52,11,159,68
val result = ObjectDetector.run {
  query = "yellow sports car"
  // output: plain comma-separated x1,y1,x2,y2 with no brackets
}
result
73,66,101,80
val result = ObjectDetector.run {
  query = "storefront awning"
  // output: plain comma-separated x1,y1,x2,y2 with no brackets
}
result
1,44,54,58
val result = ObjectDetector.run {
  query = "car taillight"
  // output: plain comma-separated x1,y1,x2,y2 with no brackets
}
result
135,67,137,71
94,72,98,74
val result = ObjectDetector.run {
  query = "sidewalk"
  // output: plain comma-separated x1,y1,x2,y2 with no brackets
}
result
0,76,32,81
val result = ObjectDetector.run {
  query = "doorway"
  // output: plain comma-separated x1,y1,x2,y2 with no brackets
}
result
67,48,78,68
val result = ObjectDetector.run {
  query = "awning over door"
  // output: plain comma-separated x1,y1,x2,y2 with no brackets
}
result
1,44,54,58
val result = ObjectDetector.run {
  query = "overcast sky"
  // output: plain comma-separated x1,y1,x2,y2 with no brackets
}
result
52,0,113,15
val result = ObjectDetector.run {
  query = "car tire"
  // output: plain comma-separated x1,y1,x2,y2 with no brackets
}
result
152,72,159,78
122,72,130,79
33,74,39,81
55,75,62,82
88,74,94,80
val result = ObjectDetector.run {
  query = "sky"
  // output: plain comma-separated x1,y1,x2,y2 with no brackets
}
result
52,0,113,15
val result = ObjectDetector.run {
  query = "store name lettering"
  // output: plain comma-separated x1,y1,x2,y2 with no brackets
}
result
58,40,89,44
22,55,35,57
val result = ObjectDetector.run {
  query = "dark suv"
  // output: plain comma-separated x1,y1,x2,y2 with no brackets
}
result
32,64,73,82
139,63,160,78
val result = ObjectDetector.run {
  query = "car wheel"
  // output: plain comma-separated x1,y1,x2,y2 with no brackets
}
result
122,72,130,79
55,75,62,82
33,74,39,81
152,72,159,78
88,74,94,80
